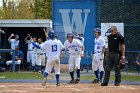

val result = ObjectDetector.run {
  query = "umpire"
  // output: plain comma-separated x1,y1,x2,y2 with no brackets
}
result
101,26,125,86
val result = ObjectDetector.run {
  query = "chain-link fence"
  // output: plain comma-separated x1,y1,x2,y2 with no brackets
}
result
98,0,140,73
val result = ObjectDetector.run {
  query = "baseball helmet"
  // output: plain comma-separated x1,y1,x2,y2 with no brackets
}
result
67,33,73,39
48,31,55,39
94,28,101,35
94,28,101,32
105,28,111,36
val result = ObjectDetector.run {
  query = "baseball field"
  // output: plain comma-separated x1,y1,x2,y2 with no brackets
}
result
0,71,140,93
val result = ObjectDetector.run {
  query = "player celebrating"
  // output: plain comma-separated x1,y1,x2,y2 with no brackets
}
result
36,38,46,74
64,33,84,84
32,31,64,86
8,33,19,49
92,28,105,83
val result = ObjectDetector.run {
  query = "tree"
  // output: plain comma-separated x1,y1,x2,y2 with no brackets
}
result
35,0,52,19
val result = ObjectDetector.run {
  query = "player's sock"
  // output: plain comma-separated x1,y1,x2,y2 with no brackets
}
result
76,69,80,79
44,72,48,78
55,74,60,84
33,66,36,71
100,71,104,82
94,69,99,79
38,66,41,71
70,72,74,80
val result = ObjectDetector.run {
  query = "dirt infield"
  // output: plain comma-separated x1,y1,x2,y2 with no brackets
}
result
0,83,139,93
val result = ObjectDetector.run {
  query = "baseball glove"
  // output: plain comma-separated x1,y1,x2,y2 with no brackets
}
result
118,62,125,70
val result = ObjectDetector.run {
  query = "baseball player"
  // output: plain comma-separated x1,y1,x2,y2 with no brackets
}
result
24,34,32,65
30,36,38,71
77,34,84,44
8,33,19,49
32,31,65,86
92,28,105,83
36,38,46,74
6,46,23,70
64,33,84,84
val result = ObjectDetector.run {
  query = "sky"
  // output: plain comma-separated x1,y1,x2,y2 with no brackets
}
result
0,0,2,7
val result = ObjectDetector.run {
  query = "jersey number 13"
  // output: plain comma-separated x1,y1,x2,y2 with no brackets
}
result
52,45,57,52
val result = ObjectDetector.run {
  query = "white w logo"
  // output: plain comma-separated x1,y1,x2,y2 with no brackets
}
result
59,9,90,36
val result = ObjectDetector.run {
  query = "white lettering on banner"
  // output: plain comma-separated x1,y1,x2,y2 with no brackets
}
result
59,9,90,37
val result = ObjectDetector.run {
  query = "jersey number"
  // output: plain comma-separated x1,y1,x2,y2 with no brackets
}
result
52,45,57,52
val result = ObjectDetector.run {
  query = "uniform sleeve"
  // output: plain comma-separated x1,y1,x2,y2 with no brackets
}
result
64,41,67,49
100,37,106,47
19,51,23,58
40,42,47,50
9,39,14,43
118,34,125,44
59,40,65,50
76,39,83,47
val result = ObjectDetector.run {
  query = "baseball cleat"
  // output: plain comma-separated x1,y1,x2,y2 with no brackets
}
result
92,79,99,83
115,83,120,86
56,83,60,86
74,78,80,84
68,80,75,84
42,78,47,86
101,82,108,86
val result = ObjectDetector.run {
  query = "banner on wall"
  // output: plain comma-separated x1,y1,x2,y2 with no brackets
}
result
53,0,96,64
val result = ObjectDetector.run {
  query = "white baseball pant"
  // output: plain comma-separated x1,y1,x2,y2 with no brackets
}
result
92,53,104,71
44,56,60,74
68,54,81,72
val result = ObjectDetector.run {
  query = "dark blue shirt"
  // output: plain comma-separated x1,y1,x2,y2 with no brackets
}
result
15,50,23,59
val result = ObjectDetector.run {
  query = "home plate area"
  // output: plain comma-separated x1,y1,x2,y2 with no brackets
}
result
0,83,140,93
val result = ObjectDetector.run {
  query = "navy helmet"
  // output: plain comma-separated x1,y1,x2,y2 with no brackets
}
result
48,31,55,39
94,28,101,35
67,33,73,39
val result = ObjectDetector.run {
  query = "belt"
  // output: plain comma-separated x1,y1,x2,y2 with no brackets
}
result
37,53,45,55
109,51,119,53
94,51,102,54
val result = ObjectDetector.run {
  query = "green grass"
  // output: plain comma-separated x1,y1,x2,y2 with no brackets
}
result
0,72,43,79
0,72,140,82
81,75,140,81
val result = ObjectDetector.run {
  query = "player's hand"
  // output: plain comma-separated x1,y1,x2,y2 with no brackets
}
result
60,53,64,58
80,53,84,58
11,33,14,37
121,56,125,63
101,54,104,60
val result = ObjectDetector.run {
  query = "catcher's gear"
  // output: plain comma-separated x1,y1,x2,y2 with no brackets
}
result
118,61,125,70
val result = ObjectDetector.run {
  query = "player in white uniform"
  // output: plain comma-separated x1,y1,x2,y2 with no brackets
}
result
30,37,38,71
24,34,32,67
92,28,105,83
36,38,46,74
64,33,84,84
32,31,64,86
8,33,19,49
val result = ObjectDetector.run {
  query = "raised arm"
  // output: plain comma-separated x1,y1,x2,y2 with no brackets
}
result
24,34,32,42
8,33,14,42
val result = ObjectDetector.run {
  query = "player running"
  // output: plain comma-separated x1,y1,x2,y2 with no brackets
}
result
64,33,84,84
92,28,105,83
32,31,65,86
